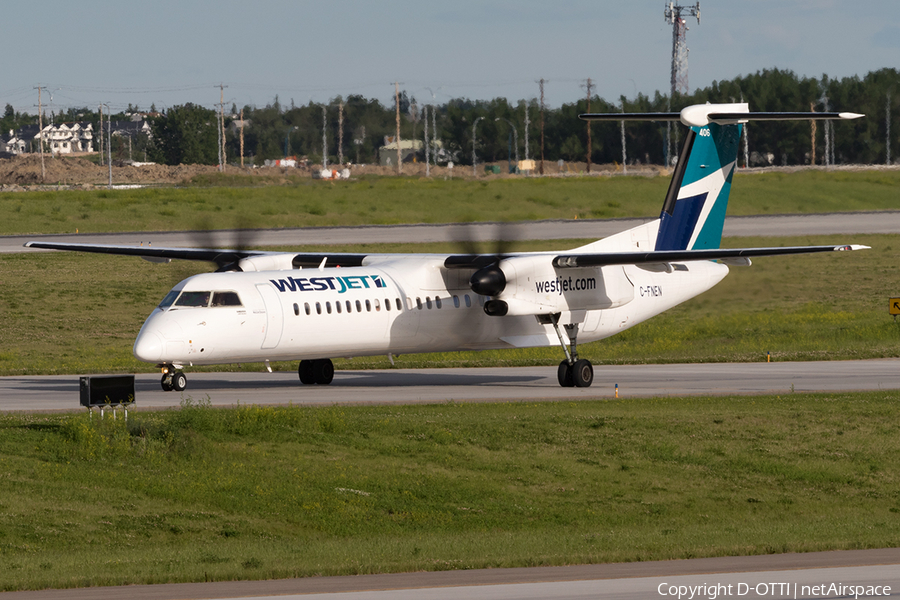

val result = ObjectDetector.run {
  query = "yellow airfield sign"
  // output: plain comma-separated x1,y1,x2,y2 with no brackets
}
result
891,298,900,316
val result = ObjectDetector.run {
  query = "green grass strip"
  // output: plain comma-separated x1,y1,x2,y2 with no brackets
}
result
0,392,898,590
2,169,899,235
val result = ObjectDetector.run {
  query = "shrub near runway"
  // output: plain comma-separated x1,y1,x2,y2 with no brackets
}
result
0,393,898,590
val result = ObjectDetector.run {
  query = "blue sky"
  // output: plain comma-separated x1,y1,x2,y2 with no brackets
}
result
3,0,898,115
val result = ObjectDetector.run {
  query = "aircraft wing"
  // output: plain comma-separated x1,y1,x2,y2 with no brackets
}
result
551,244,869,268
24,241,267,267
24,241,374,271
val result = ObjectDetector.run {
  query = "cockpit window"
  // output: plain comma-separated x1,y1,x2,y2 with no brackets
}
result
174,291,211,308
158,290,180,310
211,291,242,307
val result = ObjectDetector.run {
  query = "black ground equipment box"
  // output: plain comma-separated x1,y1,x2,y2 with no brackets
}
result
79,375,135,407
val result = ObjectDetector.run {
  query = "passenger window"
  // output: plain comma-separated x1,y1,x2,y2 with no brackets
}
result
158,290,180,310
416,297,422,310
396,298,402,311
293,303,299,316
356,300,362,312
464,295,471,308
336,301,342,314
435,297,442,309
384,298,391,311
304,302,311,315
326,302,332,314
426,297,432,309
346,300,352,313
453,295,460,308
211,291,242,307
316,302,322,315
174,291,211,308
375,299,381,311
365,299,372,312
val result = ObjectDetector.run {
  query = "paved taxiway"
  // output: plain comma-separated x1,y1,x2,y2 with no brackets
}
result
3,548,898,599
3,211,899,254
2,359,899,412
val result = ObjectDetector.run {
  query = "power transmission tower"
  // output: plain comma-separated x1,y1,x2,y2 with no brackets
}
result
34,86,46,182
538,78,545,175
583,78,594,173
338,101,344,166
663,2,700,164
394,82,402,174
424,105,430,177
887,92,892,166
217,84,228,172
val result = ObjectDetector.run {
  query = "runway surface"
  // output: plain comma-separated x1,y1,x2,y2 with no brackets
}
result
2,359,899,412
2,548,898,599
3,211,898,254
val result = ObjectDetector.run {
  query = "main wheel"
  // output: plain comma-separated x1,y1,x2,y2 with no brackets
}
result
298,360,316,384
557,360,575,387
171,371,187,392
572,359,593,388
161,374,173,392
313,359,334,385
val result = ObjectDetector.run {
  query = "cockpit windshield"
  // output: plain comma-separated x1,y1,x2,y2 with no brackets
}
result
158,289,180,310
211,291,242,306
174,291,212,307
161,290,243,310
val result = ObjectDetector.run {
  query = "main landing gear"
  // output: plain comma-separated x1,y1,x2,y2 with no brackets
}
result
160,366,187,392
298,359,334,385
546,315,594,388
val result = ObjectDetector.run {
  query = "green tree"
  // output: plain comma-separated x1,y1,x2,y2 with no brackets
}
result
148,103,218,165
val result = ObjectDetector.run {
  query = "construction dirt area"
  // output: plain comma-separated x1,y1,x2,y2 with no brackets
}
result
0,154,658,189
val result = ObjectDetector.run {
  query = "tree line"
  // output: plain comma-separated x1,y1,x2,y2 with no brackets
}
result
4,68,898,167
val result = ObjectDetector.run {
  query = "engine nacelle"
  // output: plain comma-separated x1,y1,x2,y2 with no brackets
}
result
237,253,299,272
488,255,634,316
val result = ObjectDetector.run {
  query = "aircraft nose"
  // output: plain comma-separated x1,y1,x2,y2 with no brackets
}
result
133,331,163,363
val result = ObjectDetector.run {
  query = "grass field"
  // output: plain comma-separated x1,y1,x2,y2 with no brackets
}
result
1,234,896,377
1,393,897,590
2,169,899,235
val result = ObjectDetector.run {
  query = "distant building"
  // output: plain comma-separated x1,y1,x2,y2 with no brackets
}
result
2,122,94,155
108,120,152,139
378,137,424,166
43,122,94,155
3,124,39,154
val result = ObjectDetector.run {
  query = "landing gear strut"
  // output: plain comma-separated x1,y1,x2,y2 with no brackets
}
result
548,315,593,388
160,366,187,392
298,359,334,385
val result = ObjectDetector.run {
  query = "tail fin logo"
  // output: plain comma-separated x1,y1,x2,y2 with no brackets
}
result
655,123,741,252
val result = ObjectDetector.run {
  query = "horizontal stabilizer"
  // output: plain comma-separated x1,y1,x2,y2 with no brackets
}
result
552,245,869,269
580,106,863,127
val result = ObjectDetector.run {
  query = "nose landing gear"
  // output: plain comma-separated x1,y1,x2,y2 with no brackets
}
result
160,365,187,392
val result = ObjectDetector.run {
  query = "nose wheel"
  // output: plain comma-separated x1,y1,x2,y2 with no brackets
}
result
160,369,187,392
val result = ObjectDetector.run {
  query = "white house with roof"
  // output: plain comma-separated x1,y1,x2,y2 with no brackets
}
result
41,122,94,155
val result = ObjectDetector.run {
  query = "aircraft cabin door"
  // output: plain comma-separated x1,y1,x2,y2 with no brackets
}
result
256,283,284,349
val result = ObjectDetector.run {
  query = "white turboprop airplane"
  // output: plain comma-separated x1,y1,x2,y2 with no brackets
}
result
26,103,866,391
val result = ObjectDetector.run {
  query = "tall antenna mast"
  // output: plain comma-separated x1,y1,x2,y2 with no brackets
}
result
663,2,700,164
